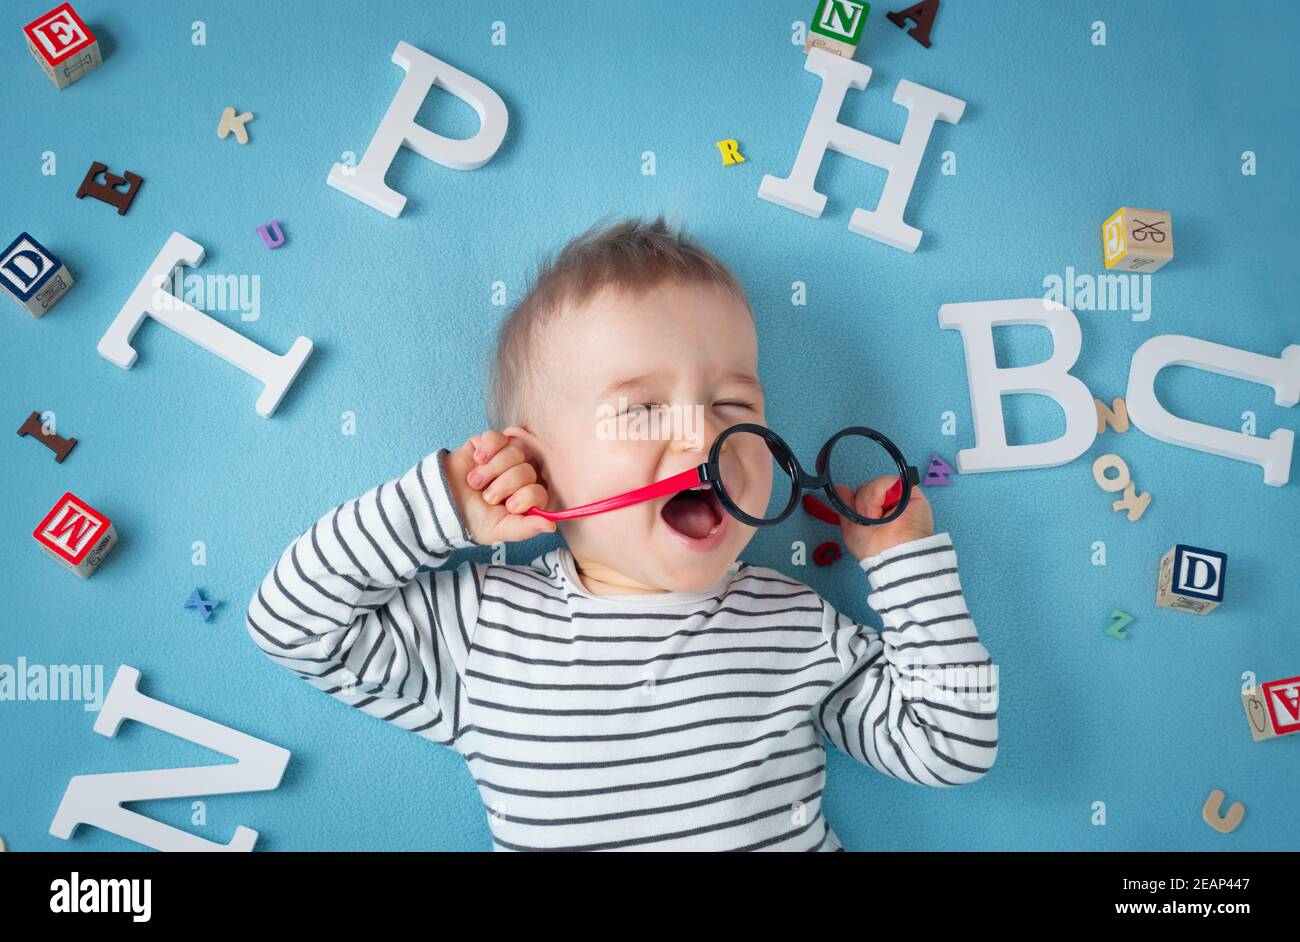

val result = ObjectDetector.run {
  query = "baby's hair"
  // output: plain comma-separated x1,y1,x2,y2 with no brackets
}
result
487,213,753,433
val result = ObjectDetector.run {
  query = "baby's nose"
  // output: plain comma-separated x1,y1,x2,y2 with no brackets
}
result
676,410,726,455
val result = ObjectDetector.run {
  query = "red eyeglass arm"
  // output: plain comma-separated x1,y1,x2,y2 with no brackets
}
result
525,467,705,521
527,469,907,524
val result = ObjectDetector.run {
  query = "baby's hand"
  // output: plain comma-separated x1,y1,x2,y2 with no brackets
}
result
834,477,934,562
443,430,556,545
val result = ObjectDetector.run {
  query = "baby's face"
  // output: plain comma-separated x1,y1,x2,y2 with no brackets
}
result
536,280,771,594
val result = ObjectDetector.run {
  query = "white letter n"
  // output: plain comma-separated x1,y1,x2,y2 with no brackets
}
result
758,48,965,253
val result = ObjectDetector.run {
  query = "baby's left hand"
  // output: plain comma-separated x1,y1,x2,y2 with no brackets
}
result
834,477,934,562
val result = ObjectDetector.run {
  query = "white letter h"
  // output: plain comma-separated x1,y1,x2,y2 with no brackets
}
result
758,48,965,253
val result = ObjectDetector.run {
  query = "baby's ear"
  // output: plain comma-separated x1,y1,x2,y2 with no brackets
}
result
502,425,549,487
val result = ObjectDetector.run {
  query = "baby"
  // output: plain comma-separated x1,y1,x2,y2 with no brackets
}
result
245,216,999,851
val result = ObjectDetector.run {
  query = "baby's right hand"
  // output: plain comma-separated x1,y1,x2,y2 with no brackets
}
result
443,430,556,545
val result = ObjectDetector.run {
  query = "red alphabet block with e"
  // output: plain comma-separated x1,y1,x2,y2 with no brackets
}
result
23,3,102,90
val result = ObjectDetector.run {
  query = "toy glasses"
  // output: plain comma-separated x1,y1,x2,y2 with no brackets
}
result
526,423,920,526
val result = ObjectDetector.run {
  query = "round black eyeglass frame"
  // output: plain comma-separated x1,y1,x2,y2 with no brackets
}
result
698,423,921,528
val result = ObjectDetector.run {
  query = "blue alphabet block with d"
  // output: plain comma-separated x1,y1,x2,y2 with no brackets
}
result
1,232,74,318
1156,544,1227,615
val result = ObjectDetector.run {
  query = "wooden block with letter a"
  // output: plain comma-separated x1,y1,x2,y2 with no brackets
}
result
1243,675,1300,742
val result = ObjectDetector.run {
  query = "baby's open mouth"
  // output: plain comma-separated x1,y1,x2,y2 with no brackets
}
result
660,484,725,539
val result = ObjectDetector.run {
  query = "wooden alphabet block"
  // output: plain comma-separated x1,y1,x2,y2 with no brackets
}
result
1103,207,1174,273
804,33,858,58
1262,676,1300,736
1,232,73,318
1243,675,1300,741
23,3,101,90
804,0,868,59
33,491,117,578
1155,544,1225,615
1242,685,1276,741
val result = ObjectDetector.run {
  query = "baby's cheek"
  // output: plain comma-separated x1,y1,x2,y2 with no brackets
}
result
577,507,656,548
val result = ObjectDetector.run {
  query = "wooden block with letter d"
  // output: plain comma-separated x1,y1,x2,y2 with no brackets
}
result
1155,544,1225,615
1103,207,1173,272
1,232,74,318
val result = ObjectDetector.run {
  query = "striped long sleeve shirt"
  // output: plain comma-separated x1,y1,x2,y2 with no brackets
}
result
245,449,999,851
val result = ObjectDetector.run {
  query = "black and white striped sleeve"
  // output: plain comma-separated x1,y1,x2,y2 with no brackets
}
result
245,448,484,748
812,533,999,786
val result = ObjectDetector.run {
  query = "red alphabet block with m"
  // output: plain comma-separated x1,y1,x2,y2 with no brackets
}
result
33,492,118,577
